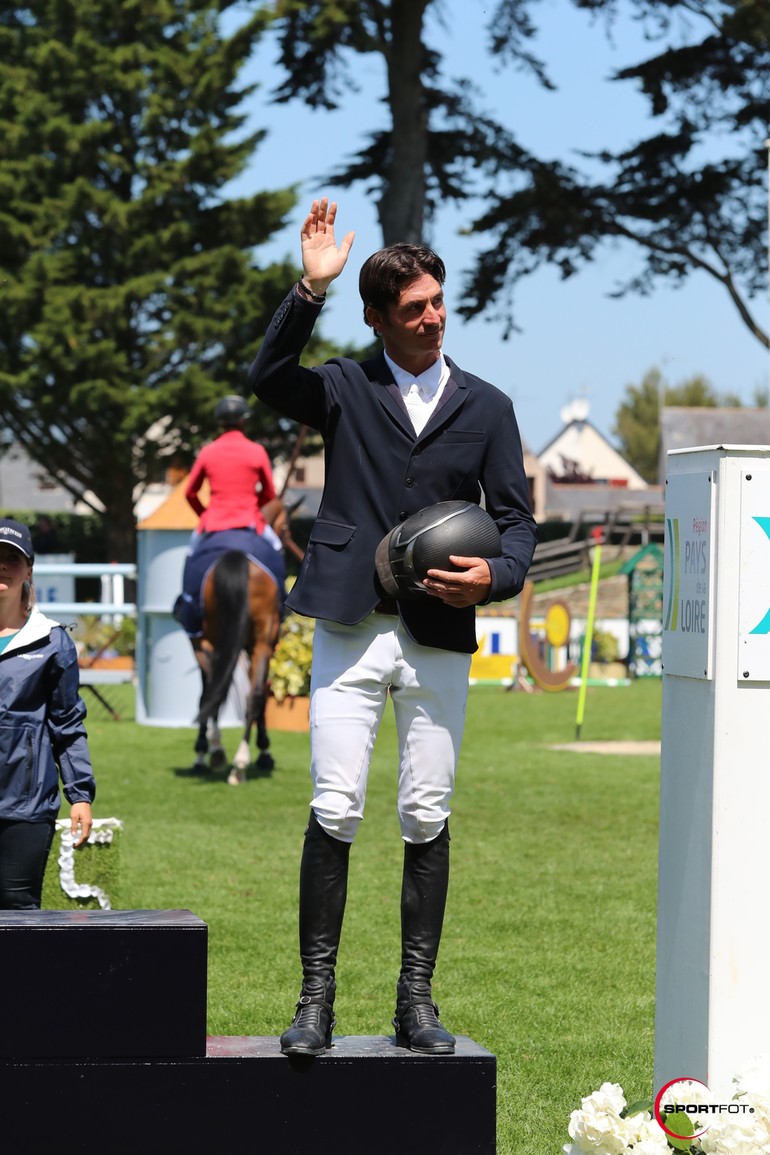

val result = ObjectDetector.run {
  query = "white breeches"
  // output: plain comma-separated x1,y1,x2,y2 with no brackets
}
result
308,614,471,845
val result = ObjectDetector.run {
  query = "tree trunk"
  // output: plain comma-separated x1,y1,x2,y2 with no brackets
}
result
378,0,430,244
103,511,138,565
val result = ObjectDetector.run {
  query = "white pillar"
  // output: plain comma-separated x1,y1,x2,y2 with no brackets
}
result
135,528,245,728
655,444,770,1095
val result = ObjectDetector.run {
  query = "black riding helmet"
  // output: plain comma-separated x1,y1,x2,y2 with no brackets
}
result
214,395,250,427
375,501,502,599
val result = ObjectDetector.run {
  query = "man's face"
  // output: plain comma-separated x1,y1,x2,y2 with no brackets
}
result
366,273,446,375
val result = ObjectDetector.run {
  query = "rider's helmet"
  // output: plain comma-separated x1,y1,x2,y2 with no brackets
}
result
214,395,250,427
374,500,502,599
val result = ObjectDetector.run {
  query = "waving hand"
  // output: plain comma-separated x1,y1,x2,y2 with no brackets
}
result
301,198,355,291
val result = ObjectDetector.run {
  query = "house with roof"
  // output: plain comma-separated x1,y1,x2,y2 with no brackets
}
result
0,442,79,514
538,400,660,524
521,443,546,523
659,407,770,482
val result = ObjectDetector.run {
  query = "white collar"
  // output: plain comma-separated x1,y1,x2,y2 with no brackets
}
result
384,352,449,401
0,605,59,656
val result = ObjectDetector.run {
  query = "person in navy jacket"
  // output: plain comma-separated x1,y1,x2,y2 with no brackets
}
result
250,198,537,1057
0,518,95,909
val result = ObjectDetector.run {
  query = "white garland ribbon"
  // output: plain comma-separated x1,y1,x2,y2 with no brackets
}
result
53,817,124,910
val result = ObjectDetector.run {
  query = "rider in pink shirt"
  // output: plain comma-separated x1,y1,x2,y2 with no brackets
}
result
174,396,286,636
185,400,277,534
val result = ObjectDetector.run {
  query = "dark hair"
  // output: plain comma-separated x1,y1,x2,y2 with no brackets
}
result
359,242,446,327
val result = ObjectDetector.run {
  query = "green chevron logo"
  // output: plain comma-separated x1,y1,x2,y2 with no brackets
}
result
664,517,680,631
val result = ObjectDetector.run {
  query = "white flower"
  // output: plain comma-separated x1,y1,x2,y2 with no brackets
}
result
750,1094,770,1131
733,1054,770,1104
566,1083,636,1154
696,1053,770,1154
699,1108,770,1155
625,1115,670,1154
566,1060,770,1155
588,1082,627,1117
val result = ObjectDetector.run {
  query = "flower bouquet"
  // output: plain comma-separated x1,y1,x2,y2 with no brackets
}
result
564,1057,770,1155
268,612,314,702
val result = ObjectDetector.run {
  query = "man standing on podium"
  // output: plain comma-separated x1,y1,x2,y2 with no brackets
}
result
250,197,537,1056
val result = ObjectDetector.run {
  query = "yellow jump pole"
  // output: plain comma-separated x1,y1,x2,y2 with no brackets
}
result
575,531,603,739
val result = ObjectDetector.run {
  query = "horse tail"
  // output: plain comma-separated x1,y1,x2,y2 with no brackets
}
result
197,550,250,724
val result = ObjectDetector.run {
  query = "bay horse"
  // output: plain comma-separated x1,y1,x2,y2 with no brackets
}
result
192,550,281,784
191,496,298,784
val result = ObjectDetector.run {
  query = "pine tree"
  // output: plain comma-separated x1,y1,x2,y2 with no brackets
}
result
267,1,770,349
459,0,770,345
0,0,300,558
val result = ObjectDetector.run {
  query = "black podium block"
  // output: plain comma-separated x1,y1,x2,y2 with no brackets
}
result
0,909,207,1059
0,911,495,1151
0,1035,496,1154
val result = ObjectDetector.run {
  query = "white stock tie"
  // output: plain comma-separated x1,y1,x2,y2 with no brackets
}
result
404,382,429,435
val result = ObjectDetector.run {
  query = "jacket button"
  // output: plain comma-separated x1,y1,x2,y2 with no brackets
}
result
405,477,414,487
399,512,407,521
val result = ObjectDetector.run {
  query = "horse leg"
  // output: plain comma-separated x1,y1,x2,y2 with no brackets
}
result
228,634,275,783
229,695,271,782
250,643,275,772
255,587,282,773
192,640,212,772
255,694,274,772
227,657,252,784
214,561,280,785
228,721,252,785
194,721,209,772
192,638,228,772
231,690,273,776
208,714,227,771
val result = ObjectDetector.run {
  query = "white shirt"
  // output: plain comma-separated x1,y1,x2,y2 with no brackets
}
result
384,352,450,436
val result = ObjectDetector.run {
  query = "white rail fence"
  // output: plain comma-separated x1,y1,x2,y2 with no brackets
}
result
34,563,138,710
33,562,137,619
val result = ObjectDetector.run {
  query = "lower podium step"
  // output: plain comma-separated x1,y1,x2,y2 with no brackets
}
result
1,1034,496,1154
0,909,207,1058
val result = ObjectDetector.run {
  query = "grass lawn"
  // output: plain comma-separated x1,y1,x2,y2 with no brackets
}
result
68,676,662,1155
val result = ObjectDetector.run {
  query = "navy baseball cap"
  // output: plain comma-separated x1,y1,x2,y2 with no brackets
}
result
0,518,34,560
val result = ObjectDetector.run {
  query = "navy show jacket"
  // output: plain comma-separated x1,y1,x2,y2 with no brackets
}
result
249,287,538,654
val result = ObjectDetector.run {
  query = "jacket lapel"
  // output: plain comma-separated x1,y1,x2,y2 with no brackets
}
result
365,354,469,440
366,356,415,436
417,361,467,440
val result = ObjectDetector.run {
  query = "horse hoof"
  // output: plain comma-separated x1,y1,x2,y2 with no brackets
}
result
227,768,246,786
257,753,275,771
210,748,227,771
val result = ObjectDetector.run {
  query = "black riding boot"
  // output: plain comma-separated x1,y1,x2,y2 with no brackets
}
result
280,811,350,1056
393,823,456,1054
